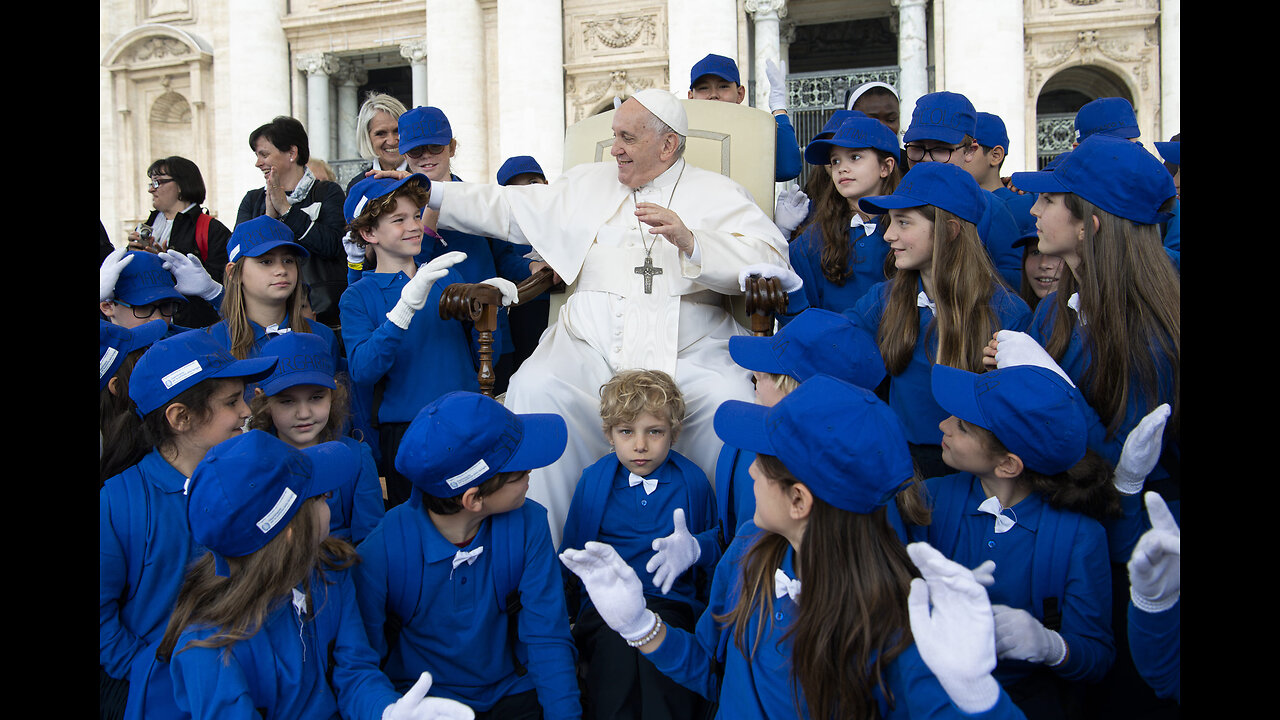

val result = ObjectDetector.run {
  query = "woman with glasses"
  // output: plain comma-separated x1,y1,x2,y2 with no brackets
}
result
125,156,230,327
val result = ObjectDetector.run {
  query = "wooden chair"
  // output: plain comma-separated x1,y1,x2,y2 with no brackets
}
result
440,99,790,397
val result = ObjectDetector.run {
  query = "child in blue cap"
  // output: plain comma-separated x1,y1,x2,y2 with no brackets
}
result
339,172,492,509
135,430,473,720
100,248,190,332
914,363,1124,718
786,116,902,315
774,109,868,239
100,318,170,484
354,391,580,719
249,331,385,544
100,330,277,718
558,369,711,720
207,215,342,374
842,161,1031,478
561,375,1029,719
687,53,802,183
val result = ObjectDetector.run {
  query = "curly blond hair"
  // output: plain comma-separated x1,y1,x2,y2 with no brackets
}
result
598,369,685,441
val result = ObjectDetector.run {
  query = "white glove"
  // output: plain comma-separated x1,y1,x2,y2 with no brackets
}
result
738,263,803,294
480,277,520,307
971,560,996,588
1128,492,1180,613
382,671,475,720
774,185,810,236
387,251,468,330
991,604,1067,666
905,542,1001,714
100,246,135,302
991,330,1075,387
158,251,223,301
765,59,788,113
342,232,366,266
559,541,656,642
646,508,701,595
1113,404,1171,495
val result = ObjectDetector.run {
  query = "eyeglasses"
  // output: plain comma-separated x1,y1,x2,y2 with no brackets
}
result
147,177,176,190
904,144,968,163
405,144,448,159
115,299,181,319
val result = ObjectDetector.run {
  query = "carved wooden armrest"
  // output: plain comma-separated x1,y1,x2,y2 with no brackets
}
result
743,274,788,337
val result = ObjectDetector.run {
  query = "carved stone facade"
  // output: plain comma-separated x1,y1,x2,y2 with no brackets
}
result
563,2,669,124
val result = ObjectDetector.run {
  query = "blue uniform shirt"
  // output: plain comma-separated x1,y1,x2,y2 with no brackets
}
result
844,280,1031,445
328,436,385,544
978,194,1026,291
169,568,400,720
773,114,802,182
338,268,479,424
1127,599,1179,703
788,217,890,314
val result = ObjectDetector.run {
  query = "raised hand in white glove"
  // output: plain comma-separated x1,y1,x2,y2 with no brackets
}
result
1128,491,1180,613
905,542,1001,714
991,604,1067,666
158,251,223,301
765,59,789,113
774,185,810,236
738,263,803,294
387,251,468,330
342,232,366,266
559,541,656,642
646,508,701,594
1113,404,1171,495
990,330,1075,387
382,671,475,720
480,277,520,307
100,246,135,302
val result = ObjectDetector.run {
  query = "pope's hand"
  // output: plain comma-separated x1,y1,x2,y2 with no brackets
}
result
635,202,696,256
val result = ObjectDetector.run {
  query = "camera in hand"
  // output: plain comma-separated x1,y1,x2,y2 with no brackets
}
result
135,223,153,242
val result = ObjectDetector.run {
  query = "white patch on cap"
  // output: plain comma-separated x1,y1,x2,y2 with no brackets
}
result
162,359,203,389
445,459,490,490
257,487,298,533
229,243,241,262
352,196,369,218
100,347,120,379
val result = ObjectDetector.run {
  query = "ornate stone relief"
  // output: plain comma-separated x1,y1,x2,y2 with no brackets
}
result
131,37,191,62
565,69,662,123
581,15,657,51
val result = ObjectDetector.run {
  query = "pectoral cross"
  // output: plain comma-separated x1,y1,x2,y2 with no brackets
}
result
634,254,663,294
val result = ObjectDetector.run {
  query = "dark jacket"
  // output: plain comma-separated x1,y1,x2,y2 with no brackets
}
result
145,205,232,328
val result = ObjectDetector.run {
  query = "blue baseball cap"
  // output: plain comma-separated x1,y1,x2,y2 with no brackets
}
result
113,251,187,306
100,318,168,391
803,116,901,165
903,91,977,145
690,53,740,86
1154,140,1179,166
187,431,358,575
714,375,914,514
1009,198,1041,249
396,391,568,498
931,364,1087,475
129,329,277,416
1041,151,1070,171
398,106,453,155
859,161,987,226
811,110,867,144
496,156,547,186
1074,97,1139,142
1009,134,1175,225
974,112,1009,151
344,172,431,223
258,332,336,396
228,216,309,264
729,308,886,391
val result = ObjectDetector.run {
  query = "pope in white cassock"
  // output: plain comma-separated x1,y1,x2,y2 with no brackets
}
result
425,89,790,546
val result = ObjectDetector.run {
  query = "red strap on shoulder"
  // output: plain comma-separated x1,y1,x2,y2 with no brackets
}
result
195,212,211,261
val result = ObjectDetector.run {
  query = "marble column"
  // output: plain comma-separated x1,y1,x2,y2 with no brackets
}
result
226,0,290,214
779,21,795,73
497,0,564,177
1160,0,1179,140
745,0,787,110
892,0,929,132
667,0,738,95
400,40,429,108
336,61,362,161
297,52,339,164
426,0,487,182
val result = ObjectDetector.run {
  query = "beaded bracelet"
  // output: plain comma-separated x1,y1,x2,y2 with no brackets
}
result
625,611,663,648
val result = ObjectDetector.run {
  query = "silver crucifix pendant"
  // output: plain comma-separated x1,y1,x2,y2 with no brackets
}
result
634,254,663,294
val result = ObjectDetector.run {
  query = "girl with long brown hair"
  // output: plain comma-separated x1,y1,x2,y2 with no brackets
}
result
561,376,1026,719
845,162,1031,478
131,431,472,719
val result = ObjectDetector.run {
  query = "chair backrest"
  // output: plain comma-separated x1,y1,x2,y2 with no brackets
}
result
553,98,779,324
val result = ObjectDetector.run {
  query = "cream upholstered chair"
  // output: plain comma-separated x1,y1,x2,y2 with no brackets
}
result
439,98,786,396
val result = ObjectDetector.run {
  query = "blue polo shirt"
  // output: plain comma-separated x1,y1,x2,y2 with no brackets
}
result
327,435,385,544
338,268,479,424
788,217,890,314
1128,600,1179,703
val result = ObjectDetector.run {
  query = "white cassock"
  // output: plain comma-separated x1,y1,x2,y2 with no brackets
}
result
429,158,790,547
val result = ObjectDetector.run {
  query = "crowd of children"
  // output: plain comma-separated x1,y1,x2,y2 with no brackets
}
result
101,74,1179,719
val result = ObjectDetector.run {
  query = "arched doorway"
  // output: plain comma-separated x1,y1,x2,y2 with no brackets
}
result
1034,65,1132,168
